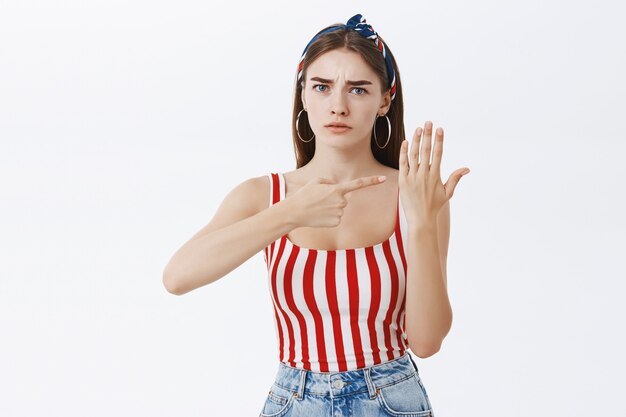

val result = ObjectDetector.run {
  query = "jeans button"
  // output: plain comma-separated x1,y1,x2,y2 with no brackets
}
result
332,380,345,389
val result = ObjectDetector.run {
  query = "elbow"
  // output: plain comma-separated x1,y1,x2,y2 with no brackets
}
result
407,315,452,358
409,341,442,359
162,268,185,296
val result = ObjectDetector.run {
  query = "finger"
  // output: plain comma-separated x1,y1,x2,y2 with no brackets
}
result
419,121,433,172
409,127,421,173
399,139,409,178
443,168,470,199
430,127,444,176
338,175,386,194
316,177,337,184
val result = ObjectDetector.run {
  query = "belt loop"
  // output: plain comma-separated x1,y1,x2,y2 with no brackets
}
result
296,368,307,400
407,352,419,374
362,367,377,399
327,373,335,399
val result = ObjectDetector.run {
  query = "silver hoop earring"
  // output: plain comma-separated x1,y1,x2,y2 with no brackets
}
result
296,109,315,143
373,114,391,149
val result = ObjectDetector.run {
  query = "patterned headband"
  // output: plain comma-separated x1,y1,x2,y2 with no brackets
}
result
297,13,397,101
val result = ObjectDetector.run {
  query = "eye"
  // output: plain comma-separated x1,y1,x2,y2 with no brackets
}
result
351,87,368,95
312,84,328,92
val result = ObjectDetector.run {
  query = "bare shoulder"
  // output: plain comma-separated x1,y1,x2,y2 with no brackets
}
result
235,174,271,216
186,174,270,242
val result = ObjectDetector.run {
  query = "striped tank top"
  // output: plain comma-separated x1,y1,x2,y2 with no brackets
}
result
263,172,411,373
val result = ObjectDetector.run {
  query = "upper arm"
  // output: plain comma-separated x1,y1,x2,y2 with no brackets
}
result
186,175,269,243
437,200,450,289
162,175,270,292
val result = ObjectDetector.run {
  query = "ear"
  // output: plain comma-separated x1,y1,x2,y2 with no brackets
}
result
378,90,391,115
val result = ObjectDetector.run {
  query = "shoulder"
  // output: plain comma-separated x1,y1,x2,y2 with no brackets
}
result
224,174,272,217
181,174,272,245
244,173,271,213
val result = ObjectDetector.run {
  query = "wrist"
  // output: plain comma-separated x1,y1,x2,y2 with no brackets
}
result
274,199,301,231
408,217,438,233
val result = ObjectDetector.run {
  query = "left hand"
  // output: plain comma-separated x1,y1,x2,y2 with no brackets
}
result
399,120,470,225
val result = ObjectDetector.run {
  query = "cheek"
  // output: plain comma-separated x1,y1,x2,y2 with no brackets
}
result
305,110,326,133
306,107,322,125
352,108,377,129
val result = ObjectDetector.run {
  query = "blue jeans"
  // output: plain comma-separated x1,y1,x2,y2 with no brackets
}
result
259,352,434,417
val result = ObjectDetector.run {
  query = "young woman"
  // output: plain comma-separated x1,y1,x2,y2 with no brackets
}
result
163,13,469,417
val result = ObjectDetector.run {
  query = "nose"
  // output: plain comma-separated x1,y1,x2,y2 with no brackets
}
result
330,89,349,116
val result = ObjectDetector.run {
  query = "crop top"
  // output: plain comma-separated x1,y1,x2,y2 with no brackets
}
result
263,172,411,372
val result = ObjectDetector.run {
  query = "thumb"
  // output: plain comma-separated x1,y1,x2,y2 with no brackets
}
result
444,168,470,199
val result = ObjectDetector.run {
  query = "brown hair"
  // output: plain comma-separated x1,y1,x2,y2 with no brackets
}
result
291,24,405,169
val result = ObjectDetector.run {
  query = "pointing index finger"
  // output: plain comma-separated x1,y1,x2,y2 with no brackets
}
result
338,175,386,195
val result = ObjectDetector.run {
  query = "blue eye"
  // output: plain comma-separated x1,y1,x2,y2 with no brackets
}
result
311,84,368,95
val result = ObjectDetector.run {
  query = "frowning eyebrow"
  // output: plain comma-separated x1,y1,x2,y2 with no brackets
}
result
309,76,373,86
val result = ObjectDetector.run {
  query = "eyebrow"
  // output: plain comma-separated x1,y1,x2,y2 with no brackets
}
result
309,76,373,86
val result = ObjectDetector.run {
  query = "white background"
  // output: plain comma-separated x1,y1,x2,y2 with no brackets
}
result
1,0,625,416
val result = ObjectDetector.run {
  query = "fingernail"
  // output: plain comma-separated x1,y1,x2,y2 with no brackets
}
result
378,176,386,182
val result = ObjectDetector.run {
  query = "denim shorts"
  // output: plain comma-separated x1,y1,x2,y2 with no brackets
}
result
258,352,434,417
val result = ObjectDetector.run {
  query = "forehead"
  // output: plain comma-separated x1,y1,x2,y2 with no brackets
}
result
306,48,378,81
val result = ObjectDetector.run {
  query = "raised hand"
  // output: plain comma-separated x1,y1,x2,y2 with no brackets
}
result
399,120,470,225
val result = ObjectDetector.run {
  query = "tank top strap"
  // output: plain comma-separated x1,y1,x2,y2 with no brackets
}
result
267,172,285,208
263,172,285,267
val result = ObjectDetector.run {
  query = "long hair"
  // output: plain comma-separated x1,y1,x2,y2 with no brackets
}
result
291,24,405,169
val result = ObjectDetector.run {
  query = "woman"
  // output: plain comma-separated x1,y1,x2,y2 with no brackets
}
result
163,13,469,417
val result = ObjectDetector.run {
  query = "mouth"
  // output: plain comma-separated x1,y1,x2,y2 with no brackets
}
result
325,125,352,133
325,123,351,128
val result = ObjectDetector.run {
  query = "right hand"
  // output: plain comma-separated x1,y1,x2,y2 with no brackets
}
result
286,175,387,229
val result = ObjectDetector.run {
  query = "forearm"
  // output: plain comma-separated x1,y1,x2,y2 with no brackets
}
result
163,200,297,295
404,222,453,356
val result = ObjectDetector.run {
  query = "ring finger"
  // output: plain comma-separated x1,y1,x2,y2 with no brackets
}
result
410,126,421,173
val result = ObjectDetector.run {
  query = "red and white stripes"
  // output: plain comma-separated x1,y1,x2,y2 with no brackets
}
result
263,172,410,372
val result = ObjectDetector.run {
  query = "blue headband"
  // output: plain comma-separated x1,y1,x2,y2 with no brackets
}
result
297,13,396,101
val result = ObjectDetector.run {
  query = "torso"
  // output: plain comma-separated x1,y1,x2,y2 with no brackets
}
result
279,166,400,251
261,167,410,372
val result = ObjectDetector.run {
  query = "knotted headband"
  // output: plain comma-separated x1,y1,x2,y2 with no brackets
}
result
297,13,397,101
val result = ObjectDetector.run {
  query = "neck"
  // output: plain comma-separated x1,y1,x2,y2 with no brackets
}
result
301,139,385,183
